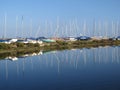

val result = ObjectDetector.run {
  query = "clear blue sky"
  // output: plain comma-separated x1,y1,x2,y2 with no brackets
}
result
0,0,120,37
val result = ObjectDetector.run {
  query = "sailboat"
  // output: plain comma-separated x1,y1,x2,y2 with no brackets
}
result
41,38,56,43
41,20,56,43
5,56,18,61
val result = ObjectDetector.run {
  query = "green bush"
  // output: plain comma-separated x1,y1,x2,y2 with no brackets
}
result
34,43,40,47
0,43,11,49
16,43,25,47
27,43,34,47
56,40,68,45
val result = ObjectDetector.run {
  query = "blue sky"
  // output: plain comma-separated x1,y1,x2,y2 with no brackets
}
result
0,0,120,37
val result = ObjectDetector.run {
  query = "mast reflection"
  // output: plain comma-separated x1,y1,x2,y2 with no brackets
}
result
0,46,120,79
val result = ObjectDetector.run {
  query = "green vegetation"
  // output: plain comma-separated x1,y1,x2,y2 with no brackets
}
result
0,43,41,59
0,40,120,59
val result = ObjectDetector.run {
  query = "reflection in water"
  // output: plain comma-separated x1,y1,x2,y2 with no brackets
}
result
16,61,19,77
0,46,120,90
5,60,8,80
5,56,18,61
1,46,120,75
54,53,60,73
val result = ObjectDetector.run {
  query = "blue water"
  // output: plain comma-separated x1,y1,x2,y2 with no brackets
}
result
0,46,120,90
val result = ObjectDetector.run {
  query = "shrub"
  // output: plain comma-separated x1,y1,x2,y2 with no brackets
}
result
0,43,11,49
16,43,25,47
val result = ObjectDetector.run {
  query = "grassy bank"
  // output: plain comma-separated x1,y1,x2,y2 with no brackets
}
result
0,40,120,59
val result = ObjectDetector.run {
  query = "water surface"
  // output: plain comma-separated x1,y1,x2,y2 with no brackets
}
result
0,46,120,90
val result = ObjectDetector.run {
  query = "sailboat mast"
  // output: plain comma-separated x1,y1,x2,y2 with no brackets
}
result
21,16,24,38
4,13,7,39
54,17,59,38
105,21,108,38
16,16,18,38
111,21,114,37
116,21,119,37
98,20,101,37
30,19,32,37
83,20,86,36
92,19,97,37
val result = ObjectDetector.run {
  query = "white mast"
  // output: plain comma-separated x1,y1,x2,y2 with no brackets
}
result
30,19,32,37
75,19,79,37
65,24,68,37
83,20,86,36
105,21,108,38
21,16,24,38
45,20,48,37
4,13,7,39
116,21,119,37
69,20,72,36
54,16,59,38
35,24,41,38
16,16,18,38
50,21,53,37
111,21,114,37
94,21,97,37
98,20,101,37
92,19,96,37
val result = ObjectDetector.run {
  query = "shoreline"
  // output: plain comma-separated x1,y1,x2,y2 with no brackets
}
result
0,40,120,59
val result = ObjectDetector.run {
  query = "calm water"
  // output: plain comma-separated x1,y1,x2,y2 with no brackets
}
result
0,46,120,90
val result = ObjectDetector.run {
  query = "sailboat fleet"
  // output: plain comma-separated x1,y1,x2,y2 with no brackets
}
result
0,14,120,44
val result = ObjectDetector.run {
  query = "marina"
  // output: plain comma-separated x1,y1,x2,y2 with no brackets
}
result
0,0,120,90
